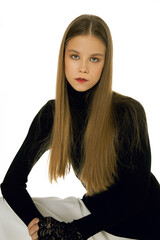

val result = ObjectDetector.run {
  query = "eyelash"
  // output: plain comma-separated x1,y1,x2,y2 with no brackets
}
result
70,55,100,62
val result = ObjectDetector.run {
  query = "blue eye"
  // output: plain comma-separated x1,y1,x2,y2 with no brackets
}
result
71,55,79,60
91,57,99,62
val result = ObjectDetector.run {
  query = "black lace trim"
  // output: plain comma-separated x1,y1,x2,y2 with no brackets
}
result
38,216,84,240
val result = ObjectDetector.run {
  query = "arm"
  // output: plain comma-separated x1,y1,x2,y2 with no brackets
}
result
71,101,152,239
0,100,54,226
27,99,152,240
1,99,85,240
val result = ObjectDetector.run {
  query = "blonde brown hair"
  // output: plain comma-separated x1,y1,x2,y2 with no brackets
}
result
48,14,149,196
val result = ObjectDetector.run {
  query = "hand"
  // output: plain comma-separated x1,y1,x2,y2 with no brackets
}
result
28,218,40,240
37,216,84,240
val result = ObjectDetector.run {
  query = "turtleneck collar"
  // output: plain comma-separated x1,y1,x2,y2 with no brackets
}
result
67,80,99,111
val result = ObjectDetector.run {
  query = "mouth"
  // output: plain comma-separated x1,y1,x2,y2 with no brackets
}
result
75,78,88,82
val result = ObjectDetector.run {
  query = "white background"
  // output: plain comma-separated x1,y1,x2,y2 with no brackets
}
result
0,0,160,198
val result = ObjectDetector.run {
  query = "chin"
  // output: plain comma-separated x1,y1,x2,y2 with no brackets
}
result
75,86,90,92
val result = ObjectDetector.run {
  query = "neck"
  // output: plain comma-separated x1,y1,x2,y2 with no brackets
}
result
67,81,99,111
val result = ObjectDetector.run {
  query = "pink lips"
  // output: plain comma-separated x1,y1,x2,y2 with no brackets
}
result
75,78,88,83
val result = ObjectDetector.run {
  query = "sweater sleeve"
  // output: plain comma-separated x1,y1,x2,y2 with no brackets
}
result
72,100,152,239
0,100,54,226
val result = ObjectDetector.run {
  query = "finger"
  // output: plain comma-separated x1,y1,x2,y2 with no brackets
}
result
28,218,39,230
29,224,39,236
31,231,38,240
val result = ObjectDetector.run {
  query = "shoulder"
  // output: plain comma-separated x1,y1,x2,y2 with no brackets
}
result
112,92,149,150
35,99,55,129
38,99,55,117
112,91,146,124
112,92,149,142
41,99,55,113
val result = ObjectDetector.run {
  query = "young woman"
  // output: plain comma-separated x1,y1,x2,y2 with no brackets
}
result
0,14,160,240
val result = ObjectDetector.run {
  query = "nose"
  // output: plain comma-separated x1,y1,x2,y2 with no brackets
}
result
79,60,89,74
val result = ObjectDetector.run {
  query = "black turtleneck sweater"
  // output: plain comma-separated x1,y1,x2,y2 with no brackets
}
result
1,82,160,240
67,81,98,176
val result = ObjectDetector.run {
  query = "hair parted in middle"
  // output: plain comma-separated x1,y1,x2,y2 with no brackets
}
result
48,14,149,196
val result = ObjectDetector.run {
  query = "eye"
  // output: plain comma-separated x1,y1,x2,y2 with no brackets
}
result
90,57,99,62
71,55,79,60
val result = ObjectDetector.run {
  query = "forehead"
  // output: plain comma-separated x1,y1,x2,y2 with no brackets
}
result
65,35,106,54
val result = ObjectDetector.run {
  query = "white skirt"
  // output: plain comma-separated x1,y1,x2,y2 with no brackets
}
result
0,196,135,240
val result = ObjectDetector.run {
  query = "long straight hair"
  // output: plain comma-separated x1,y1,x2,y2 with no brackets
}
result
48,14,149,196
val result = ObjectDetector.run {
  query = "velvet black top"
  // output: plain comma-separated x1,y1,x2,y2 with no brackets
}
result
1,83,160,239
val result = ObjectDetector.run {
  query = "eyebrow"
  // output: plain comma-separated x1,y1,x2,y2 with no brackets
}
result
67,49,104,57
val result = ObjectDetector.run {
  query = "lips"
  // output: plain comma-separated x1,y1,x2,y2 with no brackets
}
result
75,78,88,81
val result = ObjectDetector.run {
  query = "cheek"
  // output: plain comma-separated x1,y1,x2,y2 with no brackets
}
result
92,64,104,80
65,59,76,81
64,60,71,79
65,59,76,74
